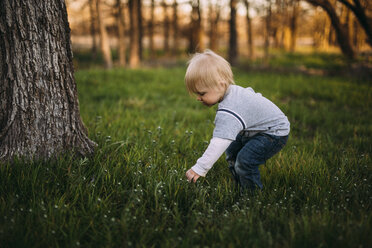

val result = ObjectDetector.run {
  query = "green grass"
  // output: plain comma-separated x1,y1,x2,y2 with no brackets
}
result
1,61,371,247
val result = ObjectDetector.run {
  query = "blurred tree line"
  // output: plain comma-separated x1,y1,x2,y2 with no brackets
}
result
67,0,372,68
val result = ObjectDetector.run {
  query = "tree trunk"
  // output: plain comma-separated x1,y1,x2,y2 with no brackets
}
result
129,0,140,68
116,0,126,67
229,0,238,65
338,0,372,48
244,0,254,58
0,0,96,161
149,0,155,58
96,0,113,69
289,0,299,52
162,0,170,54
306,0,355,59
89,0,98,59
172,0,179,55
208,0,221,52
188,0,202,53
264,0,272,62
138,0,143,61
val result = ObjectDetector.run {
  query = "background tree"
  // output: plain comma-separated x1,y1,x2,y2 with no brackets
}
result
306,0,355,59
208,0,221,52
88,0,98,59
312,10,332,49
138,0,143,60
229,0,238,65
264,0,272,62
0,0,96,161
162,0,170,54
149,0,156,58
337,0,372,48
289,0,299,52
188,0,202,53
129,0,141,68
172,0,179,54
116,0,126,67
96,0,113,68
244,0,254,58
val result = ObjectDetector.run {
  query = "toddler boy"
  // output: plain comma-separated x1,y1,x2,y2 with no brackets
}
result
185,50,290,191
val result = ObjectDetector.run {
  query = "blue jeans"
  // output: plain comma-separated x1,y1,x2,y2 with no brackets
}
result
226,132,288,191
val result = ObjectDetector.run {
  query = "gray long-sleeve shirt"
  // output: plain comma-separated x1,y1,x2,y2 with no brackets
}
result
192,85,290,177
213,85,290,140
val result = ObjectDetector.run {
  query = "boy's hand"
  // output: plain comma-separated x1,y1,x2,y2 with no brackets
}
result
186,169,200,183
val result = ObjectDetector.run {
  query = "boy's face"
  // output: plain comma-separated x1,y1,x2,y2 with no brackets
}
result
194,83,226,107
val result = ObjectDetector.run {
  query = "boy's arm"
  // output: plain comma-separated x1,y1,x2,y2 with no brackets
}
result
186,137,232,181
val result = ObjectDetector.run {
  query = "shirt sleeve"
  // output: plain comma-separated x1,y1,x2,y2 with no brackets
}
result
213,111,243,140
191,137,233,177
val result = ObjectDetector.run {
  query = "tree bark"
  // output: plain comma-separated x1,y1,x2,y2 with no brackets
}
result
306,0,355,59
162,0,170,54
229,0,238,65
208,0,221,52
129,0,140,68
96,0,113,69
138,0,143,60
116,0,126,67
172,0,179,55
149,0,155,58
89,0,98,59
0,0,96,161
264,0,272,62
338,0,372,48
289,0,299,52
188,0,202,53
244,0,254,58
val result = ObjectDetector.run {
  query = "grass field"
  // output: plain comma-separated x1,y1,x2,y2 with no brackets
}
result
1,53,371,247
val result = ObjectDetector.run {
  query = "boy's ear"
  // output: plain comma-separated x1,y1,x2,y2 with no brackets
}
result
219,81,227,89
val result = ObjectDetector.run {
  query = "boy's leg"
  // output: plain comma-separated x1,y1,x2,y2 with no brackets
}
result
234,134,288,191
225,133,244,184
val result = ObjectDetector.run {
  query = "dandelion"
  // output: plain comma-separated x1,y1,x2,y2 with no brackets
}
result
111,217,115,222
76,241,80,246
193,229,198,234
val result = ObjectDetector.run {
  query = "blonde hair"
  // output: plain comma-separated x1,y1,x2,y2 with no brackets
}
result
185,49,235,94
